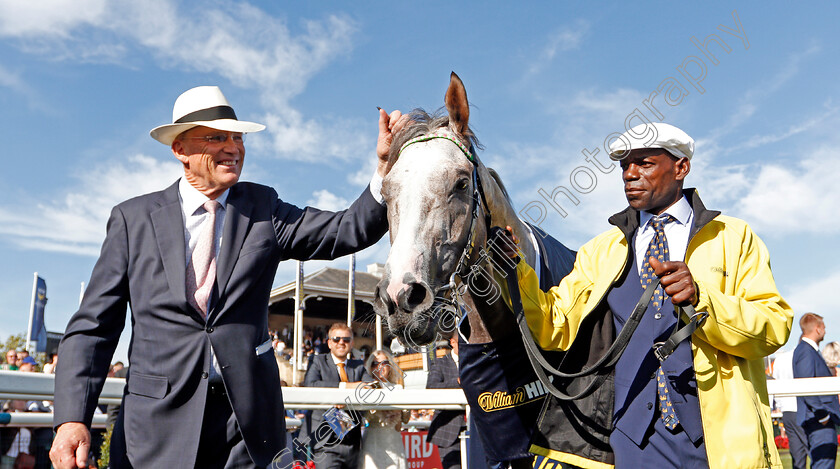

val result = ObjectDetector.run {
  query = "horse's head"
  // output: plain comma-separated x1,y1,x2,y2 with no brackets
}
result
374,72,483,346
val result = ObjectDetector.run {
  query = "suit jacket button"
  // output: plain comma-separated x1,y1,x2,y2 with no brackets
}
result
207,327,214,333
647,402,653,410
201,371,209,379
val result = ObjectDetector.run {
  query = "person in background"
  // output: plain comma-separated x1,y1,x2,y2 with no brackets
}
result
303,322,373,468
821,341,840,377
359,349,409,469
18,357,38,372
1,400,33,469
426,333,464,469
794,313,840,469
0,350,18,371
773,346,809,469
42,354,58,374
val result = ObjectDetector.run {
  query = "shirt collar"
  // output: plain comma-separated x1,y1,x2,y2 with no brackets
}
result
639,195,692,230
178,177,229,216
802,337,820,351
331,353,347,365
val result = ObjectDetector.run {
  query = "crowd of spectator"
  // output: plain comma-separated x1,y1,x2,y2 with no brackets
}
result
0,349,61,468
0,348,125,468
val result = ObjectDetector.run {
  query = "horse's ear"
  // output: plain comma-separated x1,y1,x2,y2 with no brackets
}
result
445,72,469,136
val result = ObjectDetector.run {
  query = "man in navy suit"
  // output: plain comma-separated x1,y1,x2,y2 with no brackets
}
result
49,86,407,469
794,312,840,469
303,323,372,468
426,333,465,469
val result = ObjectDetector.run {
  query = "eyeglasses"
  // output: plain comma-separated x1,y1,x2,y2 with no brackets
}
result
372,361,391,367
187,133,245,145
331,336,352,343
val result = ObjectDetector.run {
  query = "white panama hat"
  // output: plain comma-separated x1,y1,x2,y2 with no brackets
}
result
608,122,695,161
150,86,265,145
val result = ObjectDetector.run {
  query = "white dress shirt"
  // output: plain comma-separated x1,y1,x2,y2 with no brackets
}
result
178,178,229,380
771,349,797,412
332,354,350,389
634,195,694,274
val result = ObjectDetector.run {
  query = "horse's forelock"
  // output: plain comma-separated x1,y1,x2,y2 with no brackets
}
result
388,108,482,166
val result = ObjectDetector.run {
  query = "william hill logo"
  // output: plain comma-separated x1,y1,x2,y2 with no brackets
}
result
477,379,551,412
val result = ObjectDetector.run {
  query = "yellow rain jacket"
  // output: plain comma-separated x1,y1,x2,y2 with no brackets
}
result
516,190,792,469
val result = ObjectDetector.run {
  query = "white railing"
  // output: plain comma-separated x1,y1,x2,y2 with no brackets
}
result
0,371,463,429
2,370,836,427
766,376,840,397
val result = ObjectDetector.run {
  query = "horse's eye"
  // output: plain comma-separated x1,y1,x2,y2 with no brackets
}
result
455,178,469,192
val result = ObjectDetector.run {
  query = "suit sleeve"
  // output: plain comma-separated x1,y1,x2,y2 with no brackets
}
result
273,186,388,261
54,206,129,428
692,224,793,360
793,349,831,421
426,358,448,389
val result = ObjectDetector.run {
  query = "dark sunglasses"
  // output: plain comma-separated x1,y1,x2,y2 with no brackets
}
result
331,336,352,343
372,360,391,367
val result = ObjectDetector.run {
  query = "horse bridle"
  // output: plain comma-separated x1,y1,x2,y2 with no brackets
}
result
397,128,492,318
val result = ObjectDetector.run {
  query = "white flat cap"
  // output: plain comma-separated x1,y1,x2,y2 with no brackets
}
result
608,122,694,161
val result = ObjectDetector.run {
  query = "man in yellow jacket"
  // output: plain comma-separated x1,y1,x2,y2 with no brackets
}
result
503,122,792,469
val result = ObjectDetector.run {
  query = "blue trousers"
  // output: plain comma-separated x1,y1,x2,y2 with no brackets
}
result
610,417,708,469
802,420,838,469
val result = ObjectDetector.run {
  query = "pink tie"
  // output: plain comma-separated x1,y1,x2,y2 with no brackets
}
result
187,200,220,317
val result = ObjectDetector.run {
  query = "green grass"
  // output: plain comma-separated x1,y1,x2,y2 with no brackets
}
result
777,449,840,468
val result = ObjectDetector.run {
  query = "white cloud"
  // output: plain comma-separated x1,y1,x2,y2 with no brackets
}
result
525,20,589,76
730,105,838,152
0,154,182,256
256,110,371,163
785,270,840,338
307,189,350,212
0,0,108,37
732,154,840,235
0,1,362,162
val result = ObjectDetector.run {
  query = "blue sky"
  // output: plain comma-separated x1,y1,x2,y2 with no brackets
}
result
0,2,837,363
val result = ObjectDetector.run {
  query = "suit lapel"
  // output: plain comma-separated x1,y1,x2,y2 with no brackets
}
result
210,185,253,319
150,181,202,323
326,354,341,383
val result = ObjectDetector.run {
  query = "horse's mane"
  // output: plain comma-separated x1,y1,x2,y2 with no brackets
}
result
487,167,513,205
388,108,483,165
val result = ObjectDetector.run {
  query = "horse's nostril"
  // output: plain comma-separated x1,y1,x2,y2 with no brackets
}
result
374,283,396,316
399,282,429,311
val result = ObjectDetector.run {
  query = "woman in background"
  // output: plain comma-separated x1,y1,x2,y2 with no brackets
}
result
359,349,410,469
822,341,840,376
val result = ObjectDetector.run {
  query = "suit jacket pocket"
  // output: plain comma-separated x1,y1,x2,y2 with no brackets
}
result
128,372,169,399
